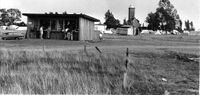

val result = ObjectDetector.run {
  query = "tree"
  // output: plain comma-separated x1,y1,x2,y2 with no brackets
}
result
157,7,176,32
190,21,195,31
146,12,160,31
104,10,120,29
49,12,54,14
123,18,127,25
158,0,182,32
0,8,22,25
185,20,195,31
55,12,58,14
63,11,67,15
7,8,21,20
146,0,182,32
185,20,190,31
176,20,183,33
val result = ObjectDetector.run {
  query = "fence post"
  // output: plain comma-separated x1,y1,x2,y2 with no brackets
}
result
125,48,129,69
123,48,129,92
95,46,102,54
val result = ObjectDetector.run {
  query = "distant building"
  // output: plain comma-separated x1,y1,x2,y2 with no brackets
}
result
116,25,134,35
94,24,106,34
188,31,200,36
94,24,117,34
104,28,116,34
127,5,141,36
23,13,99,40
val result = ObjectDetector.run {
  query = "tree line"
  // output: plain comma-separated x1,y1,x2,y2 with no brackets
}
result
104,0,195,32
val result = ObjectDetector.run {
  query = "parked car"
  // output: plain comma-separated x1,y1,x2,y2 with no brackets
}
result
1,32,25,40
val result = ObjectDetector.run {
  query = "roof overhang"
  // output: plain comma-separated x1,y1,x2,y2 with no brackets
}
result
23,13,100,22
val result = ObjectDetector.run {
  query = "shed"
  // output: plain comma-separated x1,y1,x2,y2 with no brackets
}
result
23,13,99,40
116,25,133,35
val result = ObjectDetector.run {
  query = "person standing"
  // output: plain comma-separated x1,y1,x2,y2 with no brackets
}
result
46,26,51,39
70,30,73,40
64,28,69,40
99,33,103,40
40,26,43,39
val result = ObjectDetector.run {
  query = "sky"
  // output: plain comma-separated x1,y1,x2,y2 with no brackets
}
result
0,0,200,30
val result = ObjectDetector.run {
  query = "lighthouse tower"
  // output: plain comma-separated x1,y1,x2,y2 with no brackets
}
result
128,5,135,20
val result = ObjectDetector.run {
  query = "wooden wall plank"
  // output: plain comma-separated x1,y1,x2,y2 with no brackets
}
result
79,17,95,40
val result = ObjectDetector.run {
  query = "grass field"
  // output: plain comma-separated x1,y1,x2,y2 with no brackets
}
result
0,35,199,94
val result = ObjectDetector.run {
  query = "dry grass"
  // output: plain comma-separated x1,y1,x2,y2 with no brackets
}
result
0,49,199,94
103,34,200,43
0,34,199,94
0,50,125,94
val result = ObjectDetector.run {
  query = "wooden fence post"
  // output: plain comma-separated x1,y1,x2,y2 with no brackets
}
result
123,48,129,92
95,46,102,54
84,45,88,55
125,48,129,69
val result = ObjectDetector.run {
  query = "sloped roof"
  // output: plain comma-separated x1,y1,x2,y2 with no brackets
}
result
132,19,140,28
127,18,141,28
119,25,132,28
23,13,100,22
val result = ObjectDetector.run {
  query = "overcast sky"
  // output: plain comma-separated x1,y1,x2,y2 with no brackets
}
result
0,0,199,29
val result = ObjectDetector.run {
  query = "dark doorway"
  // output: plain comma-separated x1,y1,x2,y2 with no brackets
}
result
40,19,50,29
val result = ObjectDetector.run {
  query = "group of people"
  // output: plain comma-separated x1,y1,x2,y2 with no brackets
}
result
39,25,103,40
39,26,51,39
39,26,73,40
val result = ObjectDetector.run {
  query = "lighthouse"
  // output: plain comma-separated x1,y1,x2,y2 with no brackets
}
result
128,5,135,20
